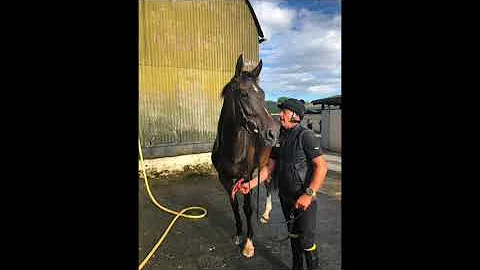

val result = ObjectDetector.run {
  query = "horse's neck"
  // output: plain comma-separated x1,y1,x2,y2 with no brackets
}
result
221,123,255,161
216,103,260,165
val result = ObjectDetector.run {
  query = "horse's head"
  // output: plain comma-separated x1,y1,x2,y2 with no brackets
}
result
221,54,280,147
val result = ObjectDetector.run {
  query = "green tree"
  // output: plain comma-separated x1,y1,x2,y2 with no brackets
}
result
277,96,289,105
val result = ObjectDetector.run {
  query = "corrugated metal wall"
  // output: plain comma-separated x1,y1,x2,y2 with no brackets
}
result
321,109,342,153
139,0,259,156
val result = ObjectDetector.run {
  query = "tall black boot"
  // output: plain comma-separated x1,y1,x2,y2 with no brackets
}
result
290,238,304,270
304,243,319,270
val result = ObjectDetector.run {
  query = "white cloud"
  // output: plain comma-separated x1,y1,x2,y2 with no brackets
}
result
252,1,296,40
250,1,341,101
307,85,338,94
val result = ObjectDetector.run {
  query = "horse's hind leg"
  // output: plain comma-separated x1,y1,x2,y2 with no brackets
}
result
242,192,255,258
220,177,243,245
261,179,273,224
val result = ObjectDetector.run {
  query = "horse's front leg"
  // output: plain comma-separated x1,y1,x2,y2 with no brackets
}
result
220,176,243,246
230,194,243,246
242,191,255,258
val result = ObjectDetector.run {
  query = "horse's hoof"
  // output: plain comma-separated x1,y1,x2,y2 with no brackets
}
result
242,238,255,258
233,235,241,246
260,215,270,224
242,247,254,258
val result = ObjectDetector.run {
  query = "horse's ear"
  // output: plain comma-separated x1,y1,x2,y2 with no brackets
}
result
235,54,244,77
251,59,262,77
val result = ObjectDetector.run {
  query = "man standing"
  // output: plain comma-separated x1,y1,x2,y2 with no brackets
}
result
241,98,328,269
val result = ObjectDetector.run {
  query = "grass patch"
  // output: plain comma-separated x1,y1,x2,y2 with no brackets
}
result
182,163,217,178
139,162,218,185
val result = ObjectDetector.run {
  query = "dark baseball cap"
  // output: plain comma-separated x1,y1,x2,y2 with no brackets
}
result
278,98,305,119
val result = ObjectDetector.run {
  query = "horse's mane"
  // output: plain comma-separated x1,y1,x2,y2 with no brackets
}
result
221,79,233,98
221,72,259,98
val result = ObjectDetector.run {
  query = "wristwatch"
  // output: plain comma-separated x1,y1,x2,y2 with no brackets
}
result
305,187,317,197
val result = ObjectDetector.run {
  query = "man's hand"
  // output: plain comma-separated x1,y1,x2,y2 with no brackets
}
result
295,194,313,210
240,183,251,194
240,179,257,194
239,159,275,195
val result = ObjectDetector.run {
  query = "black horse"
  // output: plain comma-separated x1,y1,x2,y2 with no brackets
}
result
212,54,280,258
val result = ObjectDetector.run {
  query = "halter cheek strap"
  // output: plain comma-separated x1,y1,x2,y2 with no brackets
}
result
237,98,259,134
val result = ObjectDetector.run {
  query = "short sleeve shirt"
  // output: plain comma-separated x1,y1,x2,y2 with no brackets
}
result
270,125,323,161
301,129,323,160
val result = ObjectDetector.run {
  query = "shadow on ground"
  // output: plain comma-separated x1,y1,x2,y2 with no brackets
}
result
139,170,341,270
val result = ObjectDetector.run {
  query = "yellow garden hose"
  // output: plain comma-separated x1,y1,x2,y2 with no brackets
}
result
138,139,208,270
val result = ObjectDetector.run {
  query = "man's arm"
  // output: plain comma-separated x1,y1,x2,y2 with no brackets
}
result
308,155,329,194
240,158,276,193
294,155,328,210
294,129,329,210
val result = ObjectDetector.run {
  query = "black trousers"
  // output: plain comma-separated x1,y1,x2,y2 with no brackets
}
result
279,195,317,249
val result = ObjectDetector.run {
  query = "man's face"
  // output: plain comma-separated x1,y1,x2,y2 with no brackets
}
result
279,108,297,129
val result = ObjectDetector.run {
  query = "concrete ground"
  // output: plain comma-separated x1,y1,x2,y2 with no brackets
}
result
322,153,341,173
139,166,341,270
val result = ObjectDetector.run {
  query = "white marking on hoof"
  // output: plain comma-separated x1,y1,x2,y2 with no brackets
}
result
234,235,241,246
260,216,269,224
242,238,255,258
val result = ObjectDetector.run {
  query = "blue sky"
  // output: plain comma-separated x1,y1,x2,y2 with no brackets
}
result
250,0,341,103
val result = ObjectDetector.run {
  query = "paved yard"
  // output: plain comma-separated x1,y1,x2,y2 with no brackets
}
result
139,168,341,270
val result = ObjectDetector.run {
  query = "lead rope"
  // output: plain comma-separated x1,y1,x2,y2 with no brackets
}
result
271,209,306,243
